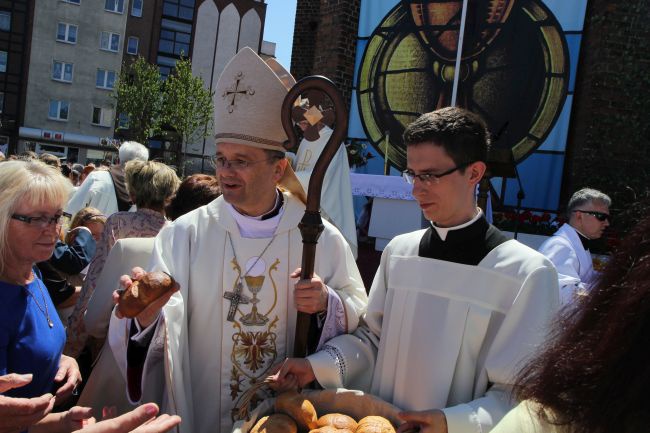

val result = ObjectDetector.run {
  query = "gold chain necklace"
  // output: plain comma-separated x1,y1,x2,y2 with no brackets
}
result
23,278,54,328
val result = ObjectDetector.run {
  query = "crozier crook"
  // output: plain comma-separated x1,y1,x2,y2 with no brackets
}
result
281,76,348,358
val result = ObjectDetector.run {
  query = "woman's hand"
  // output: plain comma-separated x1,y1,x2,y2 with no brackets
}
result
0,374,55,433
54,354,82,404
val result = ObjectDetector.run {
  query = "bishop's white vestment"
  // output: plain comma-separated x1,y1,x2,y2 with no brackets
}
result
293,126,357,258
107,192,367,433
308,216,559,433
538,223,597,304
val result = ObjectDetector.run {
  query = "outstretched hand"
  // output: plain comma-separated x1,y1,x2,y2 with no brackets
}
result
0,374,55,433
113,267,178,328
267,358,316,391
73,403,181,433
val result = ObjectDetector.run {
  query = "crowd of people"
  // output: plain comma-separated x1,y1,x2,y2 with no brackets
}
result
1,46,647,433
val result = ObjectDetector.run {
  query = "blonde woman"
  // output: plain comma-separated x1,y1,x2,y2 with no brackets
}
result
65,160,180,358
0,160,87,430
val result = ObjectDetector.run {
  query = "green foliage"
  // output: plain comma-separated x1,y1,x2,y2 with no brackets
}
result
162,57,214,176
112,57,164,143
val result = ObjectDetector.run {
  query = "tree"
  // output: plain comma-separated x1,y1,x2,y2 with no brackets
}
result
112,56,164,144
162,57,214,176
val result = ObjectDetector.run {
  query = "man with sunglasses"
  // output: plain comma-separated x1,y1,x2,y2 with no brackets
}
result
539,188,611,304
277,107,559,433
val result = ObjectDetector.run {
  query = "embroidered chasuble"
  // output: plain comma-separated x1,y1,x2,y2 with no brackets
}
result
106,193,367,433
293,126,357,258
308,216,559,433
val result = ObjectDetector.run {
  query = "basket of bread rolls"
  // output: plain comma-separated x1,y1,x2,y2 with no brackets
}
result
232,388,404,433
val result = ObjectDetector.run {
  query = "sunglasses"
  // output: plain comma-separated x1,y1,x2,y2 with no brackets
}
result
573,210,611,222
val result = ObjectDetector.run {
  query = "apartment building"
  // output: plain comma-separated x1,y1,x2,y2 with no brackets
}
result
0,0,30,155
5,0,269,167
17,0,130,162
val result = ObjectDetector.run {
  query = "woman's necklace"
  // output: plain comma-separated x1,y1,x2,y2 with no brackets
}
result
23,277,54,328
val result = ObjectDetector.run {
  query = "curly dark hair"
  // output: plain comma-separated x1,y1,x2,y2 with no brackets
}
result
165,174,221,221
402,106,490,166
514,210,650,432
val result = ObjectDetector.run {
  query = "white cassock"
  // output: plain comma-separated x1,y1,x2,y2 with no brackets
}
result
308,226,559,433
66,170,119,217
538,223,596,304
293,126,357,258
106,192,367,433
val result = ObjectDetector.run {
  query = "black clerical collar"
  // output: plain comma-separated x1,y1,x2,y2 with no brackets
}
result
260,190,284,221
419,214,508,266
574,228,594,251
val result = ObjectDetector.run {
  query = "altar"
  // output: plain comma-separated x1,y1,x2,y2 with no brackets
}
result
350,173,427,250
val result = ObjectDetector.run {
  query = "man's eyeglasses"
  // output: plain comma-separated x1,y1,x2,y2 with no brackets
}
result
573,210,611,222
212,156,277,170
402,161,473,185
12,213,64,229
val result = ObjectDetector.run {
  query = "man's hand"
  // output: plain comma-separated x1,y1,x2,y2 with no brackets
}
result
291,268,328,314
268,358,316,390
72,403,181,433
54,354,82,403
397,409,448,433
0,374,55,433
113,267,178,328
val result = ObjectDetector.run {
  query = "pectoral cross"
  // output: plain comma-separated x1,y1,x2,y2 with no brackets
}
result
223,281,251,322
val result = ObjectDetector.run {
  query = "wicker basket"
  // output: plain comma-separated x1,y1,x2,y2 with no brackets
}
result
232,388,404,432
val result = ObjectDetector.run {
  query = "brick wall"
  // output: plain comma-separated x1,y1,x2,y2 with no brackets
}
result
566,0,650,230
291,0,360,111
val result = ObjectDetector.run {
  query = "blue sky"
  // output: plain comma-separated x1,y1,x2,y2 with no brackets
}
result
262,0,297,68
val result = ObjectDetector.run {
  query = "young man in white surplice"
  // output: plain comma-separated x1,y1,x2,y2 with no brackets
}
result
102,47,367,433
275,107,560,433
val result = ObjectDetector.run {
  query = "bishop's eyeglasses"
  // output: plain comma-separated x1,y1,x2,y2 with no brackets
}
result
212,156,277,170
402,161,473,185
12,213,64,229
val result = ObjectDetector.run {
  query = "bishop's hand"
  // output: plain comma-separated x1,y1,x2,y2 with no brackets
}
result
397,409,448,433
113,267,178,328
291,268,328,314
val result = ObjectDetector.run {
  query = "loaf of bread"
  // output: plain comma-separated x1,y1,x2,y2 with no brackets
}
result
117,271,175,318
317,414,357,431
275,390,319,431
250,414,297,433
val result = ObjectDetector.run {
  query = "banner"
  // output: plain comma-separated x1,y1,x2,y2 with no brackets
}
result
348,0,589,213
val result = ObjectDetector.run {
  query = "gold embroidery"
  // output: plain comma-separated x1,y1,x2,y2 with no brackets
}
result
296,149,313,171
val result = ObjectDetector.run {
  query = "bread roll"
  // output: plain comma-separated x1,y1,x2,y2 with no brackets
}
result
355,416,395,433
250,414,297,433
275,390,319,431
317,413,357,431
118,271,175,318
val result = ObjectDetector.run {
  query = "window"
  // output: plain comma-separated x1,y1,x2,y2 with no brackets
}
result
127,36,139,55
100,31,120,52
96,69,116,89
0,51,7,73
48,100,70,121
0,92,4,113
57,23,77,44
0,11,10,31
61,0,81,4
162,0,194,20
104,0,124,13
118,112,129,128
159,20,191,56
131,0,143,17
92,106,114,127
52,61,74,82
